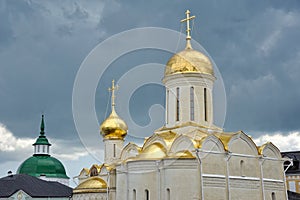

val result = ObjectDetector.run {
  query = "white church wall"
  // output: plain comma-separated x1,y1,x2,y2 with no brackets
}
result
104,139,124,164
201,153,226,175
263,160,284,180
263,180,286,200
115,165,127,200
72,193,106,200
126,160,158,200
163,73,215,128
169,135,194,154
228,156,260,178
162,159,200,200
202,174,227,200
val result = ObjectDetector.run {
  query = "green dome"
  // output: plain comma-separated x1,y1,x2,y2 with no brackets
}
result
17,155,69,179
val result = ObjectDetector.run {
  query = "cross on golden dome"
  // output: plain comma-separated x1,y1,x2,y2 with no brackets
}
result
108,79,119,108
181,10,195,49
100,79,128,140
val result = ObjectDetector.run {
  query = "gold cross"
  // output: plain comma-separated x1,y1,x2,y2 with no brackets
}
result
180,10,195,41
108,79,119,107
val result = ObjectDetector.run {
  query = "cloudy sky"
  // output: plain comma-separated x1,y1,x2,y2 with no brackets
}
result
1,0,300,186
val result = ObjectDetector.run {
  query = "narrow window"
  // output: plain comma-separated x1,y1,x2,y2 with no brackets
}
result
240,160,245,177
90,167,98,177
38,145,40,152
204,88,207,121
47,146,49,154
145,189,149,200
113,144,116,157
166,90,169,123
190,87,194,121
176,88,180,121
43,145,45,153
133,189,136,200
271,192,276,200
166,188,170,200
289,181,296,192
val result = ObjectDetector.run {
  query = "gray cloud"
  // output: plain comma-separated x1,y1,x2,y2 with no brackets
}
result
1,0,300,178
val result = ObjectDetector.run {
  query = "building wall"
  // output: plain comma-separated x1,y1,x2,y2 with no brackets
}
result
72,193,106,200
164,73,214,128
104,139,124,164
115,153,287,200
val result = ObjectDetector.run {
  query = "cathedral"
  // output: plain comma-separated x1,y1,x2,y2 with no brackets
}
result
73,10,288,200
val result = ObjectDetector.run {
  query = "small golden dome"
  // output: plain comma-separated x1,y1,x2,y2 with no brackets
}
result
138,143,167,159
100,108,128,140
165,48,214,76
73,177,107,194
174,150,195,158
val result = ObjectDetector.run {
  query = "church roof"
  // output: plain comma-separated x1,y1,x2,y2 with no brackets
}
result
165,48,214,76
164,10,214,77
0,174,72,198
281,151,300,174
118,126,282,163
17,155,69,178
17,115,68,179
73,177,107,194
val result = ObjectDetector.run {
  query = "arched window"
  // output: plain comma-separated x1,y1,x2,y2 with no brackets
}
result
113,144,116,157
176,88,180,121
240,160,245,177
166,188,170,200
145,189,149,200
90,167,98,177
204,88,207,121
133,189,136,200
271,192,276,200
190,87,194,121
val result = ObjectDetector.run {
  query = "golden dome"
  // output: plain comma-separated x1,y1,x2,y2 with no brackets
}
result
73,177,107,194
165,48,214,76
100,79,128,140
138,143,167,159
100,108,128,140
174,150,195,158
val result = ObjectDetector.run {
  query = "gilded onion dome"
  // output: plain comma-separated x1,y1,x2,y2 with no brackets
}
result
165,10,214,77
73,177,107,194
165,48,213,76
100,80,128,140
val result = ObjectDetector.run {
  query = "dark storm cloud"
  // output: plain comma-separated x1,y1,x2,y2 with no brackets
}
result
96,1,300,136
0,0,106,141
0,0,300,156
219,7,300,133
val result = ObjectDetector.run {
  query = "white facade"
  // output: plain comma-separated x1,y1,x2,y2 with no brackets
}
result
72,193,107,200
104,139,124,164
163,72,215,128
76,10,288,200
